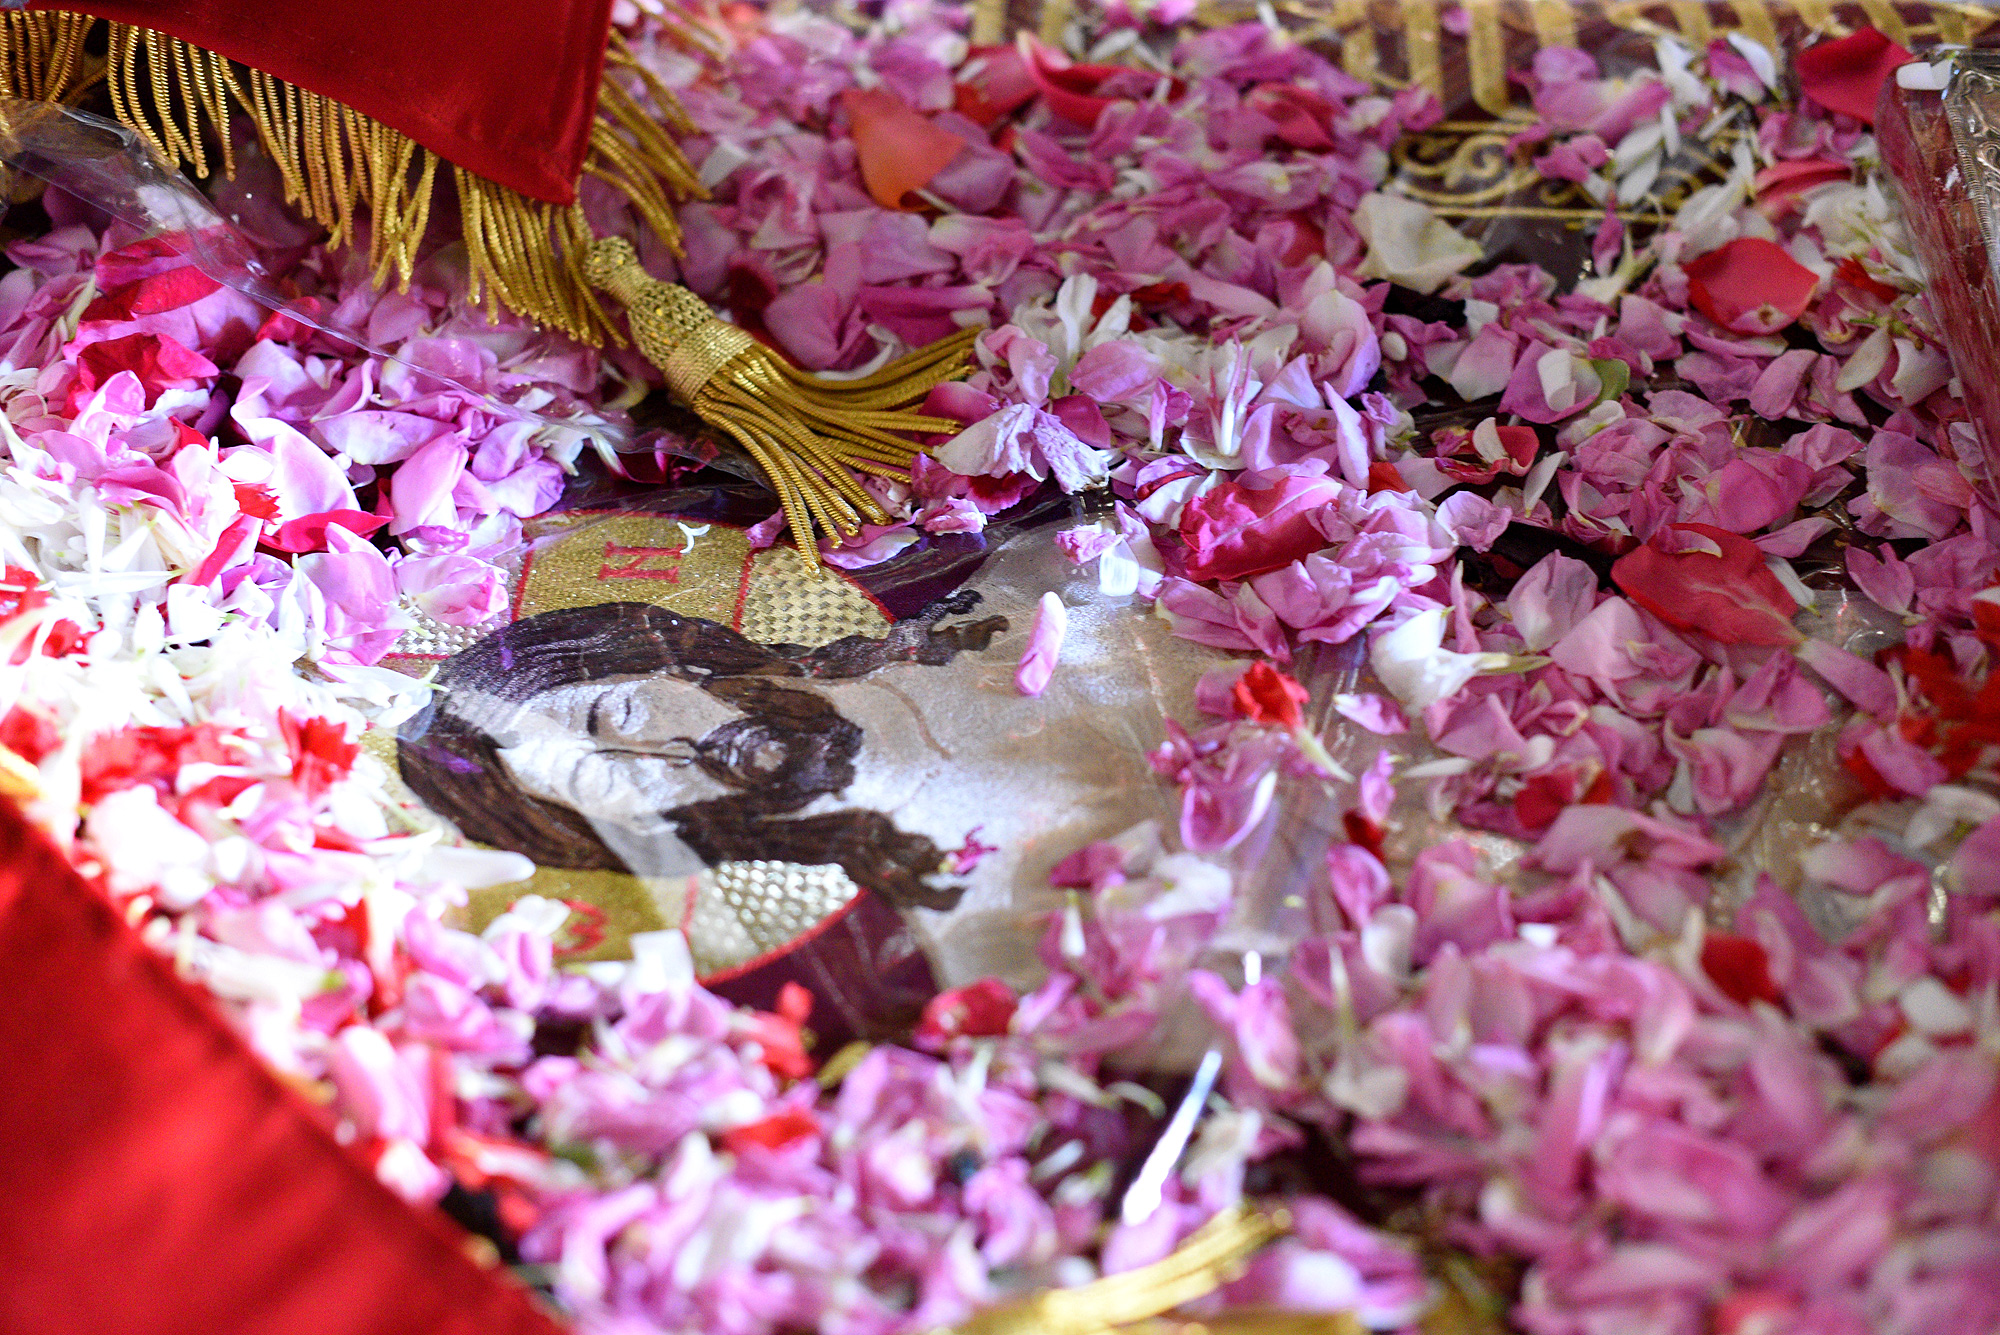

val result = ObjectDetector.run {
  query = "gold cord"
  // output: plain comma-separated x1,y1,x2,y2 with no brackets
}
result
947,1206,1294,1335
585,236,976,573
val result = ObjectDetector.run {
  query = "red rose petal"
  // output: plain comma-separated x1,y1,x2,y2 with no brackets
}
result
78,722,236,804
1611,522,1802,647
1973,587,2000,652
280,710,360,800
1231,660,1309,730
92,231,194,276
264,509,390,555
1017,34,1177,127
1018,35,1118,126
0,703,59,763
1342,809,1385,860
1512,764,1608,833
916,977,1018,1049
738,983,815,1080
719,1108,821,1154
256,296,333,347
840,88,968,211
67,331,220,413
1752,157,1850,215
1366,460,1413,494
1795,26,1912,126
1683,238,1819,335
80,265,224,323
1701,933,1783,1007
190,513,260,587
1496,424,1540,471
232,481,281,522
954,44,1037,126
1247,84,1336,149
1834,255,1901,304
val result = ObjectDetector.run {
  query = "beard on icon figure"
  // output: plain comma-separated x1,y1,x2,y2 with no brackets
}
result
395,596,1006,1041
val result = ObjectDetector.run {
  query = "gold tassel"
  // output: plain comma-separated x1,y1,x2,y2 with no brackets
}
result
0,11,972,546
949,1205,1295,1335
0,12,699,345
583,236,976,574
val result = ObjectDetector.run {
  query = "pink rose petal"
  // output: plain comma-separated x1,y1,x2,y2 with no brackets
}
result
1015,592,1068,697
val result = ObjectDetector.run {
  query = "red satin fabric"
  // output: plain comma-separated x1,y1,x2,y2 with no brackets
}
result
0,800,566,1335
27,0,613,204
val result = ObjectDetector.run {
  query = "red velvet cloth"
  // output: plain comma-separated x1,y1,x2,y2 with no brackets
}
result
0,799,566,1335
27,0,614,204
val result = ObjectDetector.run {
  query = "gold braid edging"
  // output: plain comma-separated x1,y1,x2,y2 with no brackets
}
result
1192,0,1998,119
0,10,704,346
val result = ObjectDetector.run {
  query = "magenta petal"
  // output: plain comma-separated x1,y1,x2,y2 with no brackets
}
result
855,283,990,348
318,411,449,467
1845,545,1915,615
1856,725,1949,797
763,280,867,371
1048,395,1112,450
1796,638,1896,718
1070,340,1159,406
1331,692,1407,735
921,380,1001,426
1952,815,2000,901
1179,470,1345,583
397,553,506,627
1231,978,1303,1090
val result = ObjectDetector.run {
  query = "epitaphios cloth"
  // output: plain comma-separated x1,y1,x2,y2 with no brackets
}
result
385,488,1229,1042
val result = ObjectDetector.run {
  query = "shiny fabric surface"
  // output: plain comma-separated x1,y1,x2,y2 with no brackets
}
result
0,798,564,1335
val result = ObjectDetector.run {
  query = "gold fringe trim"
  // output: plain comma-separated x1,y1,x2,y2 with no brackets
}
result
0,10,92,106
0,12,703,347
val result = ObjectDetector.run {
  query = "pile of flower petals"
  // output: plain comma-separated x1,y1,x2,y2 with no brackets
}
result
0,186,606,669
0,4,1997,1335
637,7,2000,1332
919,20,2000,1335
0,18,1428,1331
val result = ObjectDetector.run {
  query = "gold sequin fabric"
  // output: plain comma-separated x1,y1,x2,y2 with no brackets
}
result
392,596,488,658
683,860,859,975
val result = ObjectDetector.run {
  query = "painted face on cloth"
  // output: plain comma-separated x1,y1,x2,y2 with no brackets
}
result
397,597,1007,1039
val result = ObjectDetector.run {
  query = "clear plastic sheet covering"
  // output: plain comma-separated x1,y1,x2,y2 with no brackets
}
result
0,97,629,452
1,3,1997,1329
389,482,1233,1041
377,0,2000,1049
